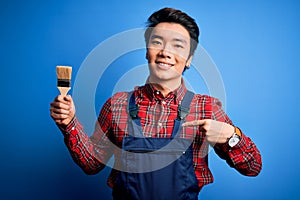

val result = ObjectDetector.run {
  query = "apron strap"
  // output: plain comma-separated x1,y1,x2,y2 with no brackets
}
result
177,90,194,120
127,92,142,137
172,90,195,138
128,91,139,119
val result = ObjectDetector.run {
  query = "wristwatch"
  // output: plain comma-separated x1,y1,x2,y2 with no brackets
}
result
228,126,242,147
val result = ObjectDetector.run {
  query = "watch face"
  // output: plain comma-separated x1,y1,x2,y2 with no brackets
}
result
229,135,240,147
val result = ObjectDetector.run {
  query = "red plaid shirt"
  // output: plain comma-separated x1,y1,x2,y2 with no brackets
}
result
61,81,262,190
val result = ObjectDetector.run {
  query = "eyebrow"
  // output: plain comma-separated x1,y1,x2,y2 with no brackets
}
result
150,35,163,40
150,34,188,44
173,38,187,44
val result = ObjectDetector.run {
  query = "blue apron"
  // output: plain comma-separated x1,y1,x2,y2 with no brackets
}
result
113,91,199,200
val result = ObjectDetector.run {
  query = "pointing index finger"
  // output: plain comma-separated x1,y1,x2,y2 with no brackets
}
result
182,119,206,127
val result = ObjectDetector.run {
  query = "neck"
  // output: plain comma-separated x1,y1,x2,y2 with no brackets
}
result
148,77,182,97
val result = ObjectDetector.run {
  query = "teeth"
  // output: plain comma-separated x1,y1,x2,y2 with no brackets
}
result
158,62,172,67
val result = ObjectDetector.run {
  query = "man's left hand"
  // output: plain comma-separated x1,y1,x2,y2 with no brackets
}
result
182,119,234,144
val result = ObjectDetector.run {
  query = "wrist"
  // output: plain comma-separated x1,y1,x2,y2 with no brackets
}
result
226,125,235,138
227,126,242,147
57,116,76,132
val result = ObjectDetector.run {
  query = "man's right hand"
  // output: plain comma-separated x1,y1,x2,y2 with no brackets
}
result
50,95,76,126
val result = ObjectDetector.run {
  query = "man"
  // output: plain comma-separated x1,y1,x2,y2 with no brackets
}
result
50,7,262,200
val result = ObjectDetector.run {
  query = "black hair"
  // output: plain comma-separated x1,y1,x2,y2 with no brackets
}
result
144,7,200,57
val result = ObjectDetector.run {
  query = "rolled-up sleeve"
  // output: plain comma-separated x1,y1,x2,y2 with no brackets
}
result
211,97,262,176
58,98,114,175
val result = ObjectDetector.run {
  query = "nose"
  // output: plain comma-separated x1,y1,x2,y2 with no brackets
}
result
159,44,173,58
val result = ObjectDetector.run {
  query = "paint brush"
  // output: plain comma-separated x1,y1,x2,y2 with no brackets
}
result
56,65,72,96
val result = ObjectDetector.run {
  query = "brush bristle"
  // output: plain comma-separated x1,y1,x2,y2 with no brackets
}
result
56,66,72,80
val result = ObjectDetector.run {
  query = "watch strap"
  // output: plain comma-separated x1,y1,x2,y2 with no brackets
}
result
234,126,242,137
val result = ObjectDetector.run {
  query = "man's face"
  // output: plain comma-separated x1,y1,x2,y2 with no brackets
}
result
146,22,193,83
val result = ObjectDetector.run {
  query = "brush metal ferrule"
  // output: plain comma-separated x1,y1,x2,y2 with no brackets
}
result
57,79,71,87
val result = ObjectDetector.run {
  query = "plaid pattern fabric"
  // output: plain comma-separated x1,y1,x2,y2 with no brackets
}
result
61,82,262,190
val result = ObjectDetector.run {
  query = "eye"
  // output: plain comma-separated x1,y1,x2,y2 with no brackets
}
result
151,40,162,45
175,45,183,49
174,44,184,49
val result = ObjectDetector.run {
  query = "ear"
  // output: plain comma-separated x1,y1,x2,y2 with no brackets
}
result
185,54,194,68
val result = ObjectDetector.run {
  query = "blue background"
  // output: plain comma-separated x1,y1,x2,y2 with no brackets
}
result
1,0,300,199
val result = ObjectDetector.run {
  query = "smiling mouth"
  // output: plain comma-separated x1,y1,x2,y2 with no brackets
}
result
156,62,174,69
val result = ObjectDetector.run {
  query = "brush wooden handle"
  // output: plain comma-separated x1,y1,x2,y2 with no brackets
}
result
57,86,71,96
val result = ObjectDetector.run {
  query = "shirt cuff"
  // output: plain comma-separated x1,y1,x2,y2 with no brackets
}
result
230,134,247,150
57,116,81,137
214,132,246,153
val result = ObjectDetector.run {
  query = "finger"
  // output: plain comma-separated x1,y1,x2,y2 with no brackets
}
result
50,103,71,116
51,100,71,110
55,95,71,105
50,112,70,120
182,119,206,127
64,95,72,102
51,107,70,115
56,95,65,102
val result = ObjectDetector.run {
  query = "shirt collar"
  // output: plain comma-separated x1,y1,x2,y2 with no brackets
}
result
142,78,187,104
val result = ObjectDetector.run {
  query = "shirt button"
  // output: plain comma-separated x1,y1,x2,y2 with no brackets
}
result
161,101,166,105
71,127,75,131
158,122,163,127
155,90,160,95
